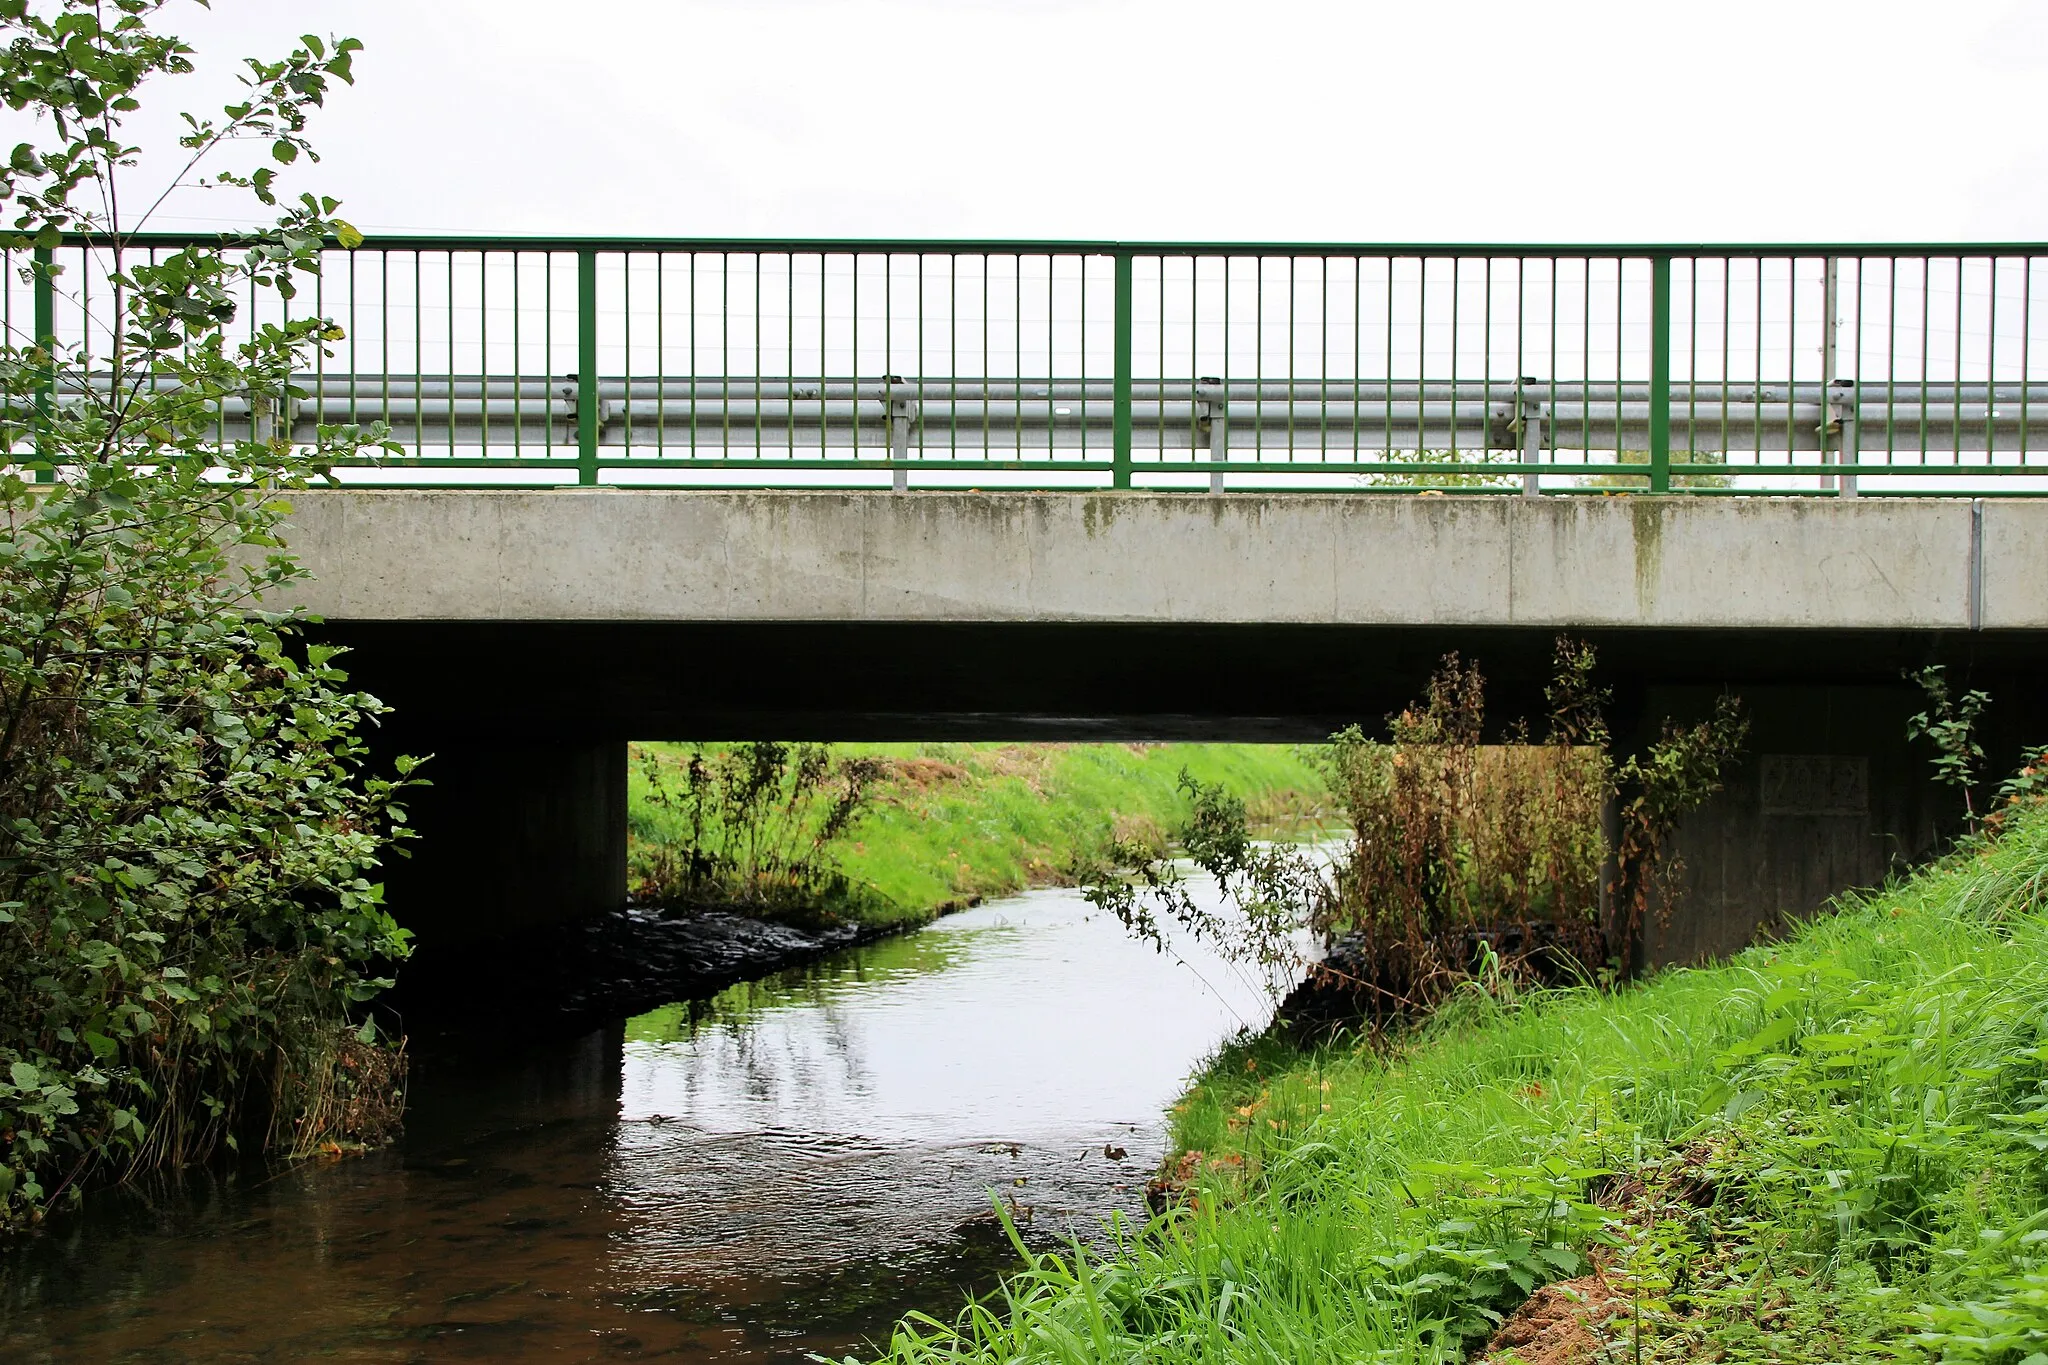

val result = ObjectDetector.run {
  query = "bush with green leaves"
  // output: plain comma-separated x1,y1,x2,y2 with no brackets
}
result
0,1,411,1228
1083,640,1746,1006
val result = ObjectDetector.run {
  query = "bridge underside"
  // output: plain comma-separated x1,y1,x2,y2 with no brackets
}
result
329,618,2048,743
331,616,2048,968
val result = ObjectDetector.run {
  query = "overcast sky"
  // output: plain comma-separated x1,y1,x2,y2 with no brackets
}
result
46,0,2048,245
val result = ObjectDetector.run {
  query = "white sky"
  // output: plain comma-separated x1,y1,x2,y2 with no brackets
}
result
57,0,2048,245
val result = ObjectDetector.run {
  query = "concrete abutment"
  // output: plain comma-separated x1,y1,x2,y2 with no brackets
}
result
380,736,627,946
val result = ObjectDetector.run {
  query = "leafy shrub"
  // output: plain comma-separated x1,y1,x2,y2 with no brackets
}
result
629,742,889,923
1085,639,1745,1009
0,3,412,1228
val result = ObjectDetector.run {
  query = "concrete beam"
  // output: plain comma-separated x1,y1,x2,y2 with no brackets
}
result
275,491,2047,633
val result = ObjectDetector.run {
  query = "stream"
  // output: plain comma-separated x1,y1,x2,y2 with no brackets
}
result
0,882,1286,1363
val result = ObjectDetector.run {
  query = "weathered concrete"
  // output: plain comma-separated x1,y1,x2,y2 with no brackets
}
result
277,491,2047,632
1637,686,1954,965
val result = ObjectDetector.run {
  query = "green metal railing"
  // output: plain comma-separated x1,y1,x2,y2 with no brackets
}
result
14,235,2048,495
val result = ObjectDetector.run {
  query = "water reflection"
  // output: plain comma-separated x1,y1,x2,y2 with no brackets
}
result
1,884,1283,1363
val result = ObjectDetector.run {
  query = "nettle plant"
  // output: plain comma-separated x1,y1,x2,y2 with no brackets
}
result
0,1,413,1227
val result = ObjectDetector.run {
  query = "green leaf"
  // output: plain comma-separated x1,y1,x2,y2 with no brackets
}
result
9,1061,39,1090
355,1016,376,1045
271,138,299,165
332,218,363,250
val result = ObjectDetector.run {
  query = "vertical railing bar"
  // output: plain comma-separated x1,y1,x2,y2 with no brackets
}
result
1613,258,1624,481
786,253,795,462
1247,257,1262,463
1546,257,1558,470
1076,252,1085,465
656,253,666,458
346,249,361,434
411,252,423,460
1884,257,1896,460
511,252,523,459
1481,255,1493,471
2023,256,2033,462
1351,256,1361,464
312,253,326,448
1821,256,1836,488
1013,255,1022,459
31,245,51,478
1984,255,1997,463
1851,256,1866,471
811,253,819,466
1953,254,1964,466
1718,258,1730,459
380,252,393,455
1045,254,1054,475
721,252,732,458
1919,256,1930,464
1513,256,1524,486
1155,257,1166,461
444,250,455,457
622,252,634,454
1648,253,1671,493
1417,256,1428,462
576,246,599,485
1785,256,1798,467
987,254,995,454
1753,261,1763,467
1383,256,1394,458
540,253,549,458
1113,249,1133,489
1224,256,1234,466
755,251,765,459
689,252,699,457
1449,255,1461,461
1580,257,1591,454
1277,255,1294,464
947,253,957,462
1685,257,1697,458
1319,256,1330,461
476,251,489,456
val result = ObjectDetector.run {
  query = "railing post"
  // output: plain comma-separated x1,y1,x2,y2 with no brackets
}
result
1111,251,1133,490
576,247,599,487
33,244,53,482
1648,254,1671,493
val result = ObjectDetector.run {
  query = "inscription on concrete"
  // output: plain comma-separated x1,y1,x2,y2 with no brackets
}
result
1760,755,1870,816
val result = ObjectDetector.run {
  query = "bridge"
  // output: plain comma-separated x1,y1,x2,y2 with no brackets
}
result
24,235,2048,964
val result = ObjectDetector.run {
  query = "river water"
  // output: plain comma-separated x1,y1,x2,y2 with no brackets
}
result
0,885,1284,1363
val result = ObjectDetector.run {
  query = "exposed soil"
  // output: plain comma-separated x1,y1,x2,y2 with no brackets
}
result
1481,1273,1627,1365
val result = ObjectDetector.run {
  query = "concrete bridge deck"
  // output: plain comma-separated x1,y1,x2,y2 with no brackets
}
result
282,491,2040,632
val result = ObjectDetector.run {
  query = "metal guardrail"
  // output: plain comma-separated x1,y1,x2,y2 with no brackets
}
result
15,236,2048,495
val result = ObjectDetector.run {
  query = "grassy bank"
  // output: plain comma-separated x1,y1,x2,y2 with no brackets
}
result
866,805,2048,1364
628,742,1327,930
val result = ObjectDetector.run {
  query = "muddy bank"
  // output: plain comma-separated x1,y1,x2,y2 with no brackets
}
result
389,901,972,1046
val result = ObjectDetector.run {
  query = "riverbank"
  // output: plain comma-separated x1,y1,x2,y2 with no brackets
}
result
870,805,2048,1364
628,742,1330,931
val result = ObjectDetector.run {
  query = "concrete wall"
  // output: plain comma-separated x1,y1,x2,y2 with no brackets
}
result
380,737,627,946
277,491,2048,633
1639,686,1952,965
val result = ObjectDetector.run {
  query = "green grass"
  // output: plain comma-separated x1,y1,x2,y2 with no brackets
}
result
627,742,1329,931
857,804,2048,1364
